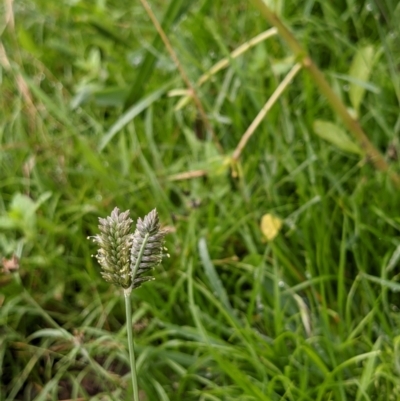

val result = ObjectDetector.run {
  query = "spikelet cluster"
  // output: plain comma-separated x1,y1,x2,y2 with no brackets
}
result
89,207,168,291
90,207,133,289
130,209,169,290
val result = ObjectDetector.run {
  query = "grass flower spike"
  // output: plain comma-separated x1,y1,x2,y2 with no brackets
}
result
89,207,168,401
90,207,133,289
130,209,169,291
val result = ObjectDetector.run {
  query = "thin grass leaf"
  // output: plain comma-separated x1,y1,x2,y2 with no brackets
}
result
198,237,235,319
123,0,195,109
361,273,400,292
99,82,173,151
152,379,170,401
355,336,381,401
385,244,400,272
316,351,382,401
187,260,271,401
88,17,131,47
27,328,72,340
23,75,76,132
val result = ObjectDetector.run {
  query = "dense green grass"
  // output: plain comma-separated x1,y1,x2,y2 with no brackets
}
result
1,0,400,400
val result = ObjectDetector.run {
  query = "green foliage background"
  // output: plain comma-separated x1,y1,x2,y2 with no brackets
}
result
1,0,400,400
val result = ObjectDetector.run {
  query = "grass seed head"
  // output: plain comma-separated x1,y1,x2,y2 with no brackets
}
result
130,208,169,290
90,207,133,289
89,207,169,291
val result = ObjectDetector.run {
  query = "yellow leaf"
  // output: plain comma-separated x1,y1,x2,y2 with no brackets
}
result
260,214,282,241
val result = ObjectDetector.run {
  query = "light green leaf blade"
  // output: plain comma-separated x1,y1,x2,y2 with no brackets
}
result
362,273,400,292
198,238,235,319
313,120,362,155
356,337,381,401
348,45,375,113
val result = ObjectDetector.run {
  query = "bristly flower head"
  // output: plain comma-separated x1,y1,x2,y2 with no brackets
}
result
89,207,133,289
130,209,169,290
89,207,169,292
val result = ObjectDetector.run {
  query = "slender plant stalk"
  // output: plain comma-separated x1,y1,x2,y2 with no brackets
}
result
250,0,400,187
126,232,151,401
232,62,302,161
175,28,278,110
125,228,155,400
197,28,278,87
124,290,140,401
168,169,207,181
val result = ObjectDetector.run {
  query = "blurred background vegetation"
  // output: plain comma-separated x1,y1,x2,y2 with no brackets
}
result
1,0,400,400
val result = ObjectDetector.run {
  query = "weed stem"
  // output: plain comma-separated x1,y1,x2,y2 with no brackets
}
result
125,291,140,401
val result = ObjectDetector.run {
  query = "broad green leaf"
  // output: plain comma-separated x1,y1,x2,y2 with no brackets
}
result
348,45,375,113
0,193,36,236
313,120,362,154
0,193,50,238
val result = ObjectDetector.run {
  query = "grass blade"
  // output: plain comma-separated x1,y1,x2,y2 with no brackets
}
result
123,0,195,109
198,237,235,319
99,81,173,151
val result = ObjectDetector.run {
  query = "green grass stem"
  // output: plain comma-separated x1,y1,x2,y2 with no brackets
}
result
124,291,140,401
